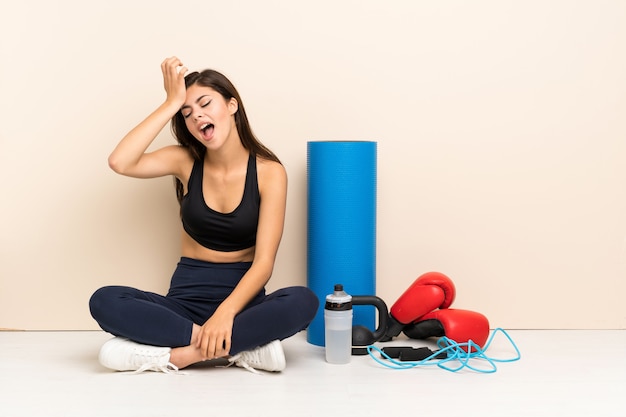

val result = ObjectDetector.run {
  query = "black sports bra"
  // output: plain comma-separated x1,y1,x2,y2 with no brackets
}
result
181,153,260,251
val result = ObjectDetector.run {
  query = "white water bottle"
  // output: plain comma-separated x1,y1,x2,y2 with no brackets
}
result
324,284,353,364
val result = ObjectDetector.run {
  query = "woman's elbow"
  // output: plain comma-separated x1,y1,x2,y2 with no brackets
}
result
107,154,127,175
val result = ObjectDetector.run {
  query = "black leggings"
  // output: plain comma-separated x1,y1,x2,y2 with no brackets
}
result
89,257,319,354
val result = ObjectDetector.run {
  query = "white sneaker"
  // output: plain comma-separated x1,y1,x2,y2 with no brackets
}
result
98,337,178,373
228,340,286,374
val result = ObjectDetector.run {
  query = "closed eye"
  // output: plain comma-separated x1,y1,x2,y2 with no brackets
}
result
181,95,212,118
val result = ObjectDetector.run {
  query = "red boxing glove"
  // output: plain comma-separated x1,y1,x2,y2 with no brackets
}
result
384,272,456,340
391,272,455,323
403,308,490,349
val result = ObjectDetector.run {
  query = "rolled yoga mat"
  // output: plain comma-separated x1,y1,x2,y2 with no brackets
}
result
307,141,377,346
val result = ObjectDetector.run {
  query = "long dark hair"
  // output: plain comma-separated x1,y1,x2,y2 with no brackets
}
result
171,69,281,205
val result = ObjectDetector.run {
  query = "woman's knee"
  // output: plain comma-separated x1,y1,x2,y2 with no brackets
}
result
88,286,124,320
276,286,320,323
300,286,320,320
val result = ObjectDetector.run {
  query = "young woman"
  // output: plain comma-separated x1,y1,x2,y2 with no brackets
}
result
89,57,319,373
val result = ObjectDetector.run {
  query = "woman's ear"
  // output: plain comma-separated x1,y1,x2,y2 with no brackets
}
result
229,98,238,115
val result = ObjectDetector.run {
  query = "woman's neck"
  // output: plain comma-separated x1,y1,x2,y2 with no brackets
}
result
204,138,248,170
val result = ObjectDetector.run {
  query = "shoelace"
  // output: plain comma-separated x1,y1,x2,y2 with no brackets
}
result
132,361,181,375
124,348,182,375
227,353,262,375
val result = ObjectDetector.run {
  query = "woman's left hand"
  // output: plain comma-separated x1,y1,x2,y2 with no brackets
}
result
196,308,235,360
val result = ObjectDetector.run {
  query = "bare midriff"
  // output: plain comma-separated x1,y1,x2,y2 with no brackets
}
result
180,230,255,263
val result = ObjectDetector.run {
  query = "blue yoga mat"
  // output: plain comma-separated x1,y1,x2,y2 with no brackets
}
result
307,141,377,346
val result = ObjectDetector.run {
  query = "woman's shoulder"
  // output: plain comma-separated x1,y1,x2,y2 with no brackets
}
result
256,156,286,176
256,155,287,189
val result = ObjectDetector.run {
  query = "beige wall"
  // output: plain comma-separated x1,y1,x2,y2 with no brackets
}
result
1,0,625,330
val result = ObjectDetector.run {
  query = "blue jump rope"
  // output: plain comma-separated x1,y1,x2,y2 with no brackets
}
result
366,328,521,374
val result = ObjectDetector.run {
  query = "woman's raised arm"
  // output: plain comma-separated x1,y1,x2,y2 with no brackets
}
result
108,57,189,178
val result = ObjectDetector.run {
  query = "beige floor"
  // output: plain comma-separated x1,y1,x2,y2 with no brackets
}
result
0,330,624,417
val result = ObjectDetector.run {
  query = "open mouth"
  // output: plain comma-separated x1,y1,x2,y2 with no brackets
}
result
199,123,215,140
